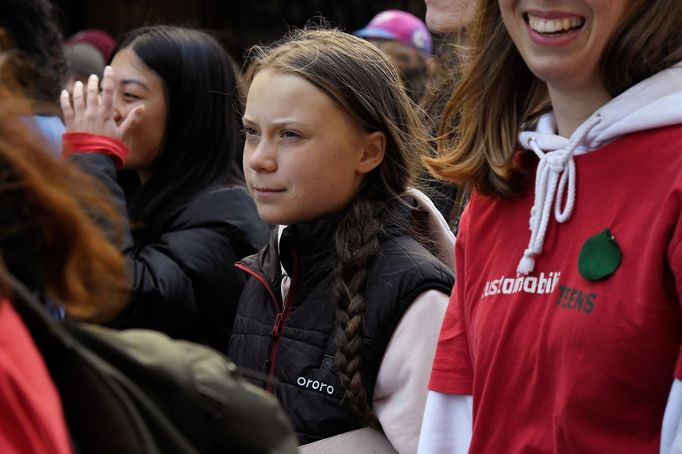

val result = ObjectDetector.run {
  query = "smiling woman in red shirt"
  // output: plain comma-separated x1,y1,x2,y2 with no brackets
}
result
418,0,682,452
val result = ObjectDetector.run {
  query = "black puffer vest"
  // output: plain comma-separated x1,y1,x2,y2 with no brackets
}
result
228,204,454,444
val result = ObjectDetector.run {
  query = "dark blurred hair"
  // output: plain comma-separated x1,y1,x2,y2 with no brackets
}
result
0,0,67,109
0,97,127,321
111,26,245,227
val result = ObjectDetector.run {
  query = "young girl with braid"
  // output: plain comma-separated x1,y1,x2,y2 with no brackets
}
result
227,28,455,452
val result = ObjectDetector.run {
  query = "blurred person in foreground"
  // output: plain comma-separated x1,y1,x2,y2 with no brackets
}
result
0,90,128,452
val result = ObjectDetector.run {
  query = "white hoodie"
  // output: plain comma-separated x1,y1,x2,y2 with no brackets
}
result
516,62,682,275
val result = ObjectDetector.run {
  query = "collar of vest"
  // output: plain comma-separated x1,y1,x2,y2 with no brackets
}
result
279,210,344,276
240,195,419,296
278,195,419,276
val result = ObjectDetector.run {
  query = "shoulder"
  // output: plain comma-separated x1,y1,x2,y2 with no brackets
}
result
378,234,452,276
170,185,269,248
369,235,454,307
180,185,256,219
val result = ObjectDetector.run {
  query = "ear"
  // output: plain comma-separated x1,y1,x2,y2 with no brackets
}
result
356,131,386,175
0,28,14,52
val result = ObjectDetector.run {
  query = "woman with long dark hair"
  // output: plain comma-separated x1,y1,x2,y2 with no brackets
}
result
60,26,268,354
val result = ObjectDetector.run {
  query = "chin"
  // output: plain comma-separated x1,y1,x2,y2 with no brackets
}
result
528,63,577,87
256,210,288,226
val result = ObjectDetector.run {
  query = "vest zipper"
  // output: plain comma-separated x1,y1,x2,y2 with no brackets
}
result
235,250,299,392
265,249,298,392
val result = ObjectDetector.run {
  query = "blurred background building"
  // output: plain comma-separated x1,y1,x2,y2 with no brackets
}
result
53,0,426,63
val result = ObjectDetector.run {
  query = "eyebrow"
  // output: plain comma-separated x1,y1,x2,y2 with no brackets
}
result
120,79,150,91
242,116,310,128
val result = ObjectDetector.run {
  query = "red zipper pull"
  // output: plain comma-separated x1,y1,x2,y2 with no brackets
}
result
272,312,283,337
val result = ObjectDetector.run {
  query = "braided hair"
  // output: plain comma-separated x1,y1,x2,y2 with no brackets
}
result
245,28,428,426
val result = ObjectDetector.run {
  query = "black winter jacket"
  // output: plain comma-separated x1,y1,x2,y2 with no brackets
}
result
70,153,268,354
228,206,454,443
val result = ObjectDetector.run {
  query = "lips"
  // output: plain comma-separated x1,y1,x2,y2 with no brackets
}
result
250,186,286,201
252,186,285,193
253,186,282,191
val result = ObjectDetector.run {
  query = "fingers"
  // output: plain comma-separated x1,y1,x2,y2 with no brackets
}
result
99,66,114,120
119,105,144,138
60,89,74,130
72,80,86,120
85,74,99,119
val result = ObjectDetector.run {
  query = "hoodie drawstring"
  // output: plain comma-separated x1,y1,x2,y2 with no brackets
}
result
516,114,602,275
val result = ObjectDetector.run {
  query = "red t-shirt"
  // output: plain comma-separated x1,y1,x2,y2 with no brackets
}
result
430,125,682,453
0,299,71,454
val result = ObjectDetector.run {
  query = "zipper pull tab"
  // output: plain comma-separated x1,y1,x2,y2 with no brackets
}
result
271,312,283,337
264,342,273,374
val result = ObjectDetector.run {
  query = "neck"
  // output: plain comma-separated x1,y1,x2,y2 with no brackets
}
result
547,83,612,137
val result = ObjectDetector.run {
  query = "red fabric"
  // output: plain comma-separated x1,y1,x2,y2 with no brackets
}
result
62,132,128,168
0,299,71,454
429,125,682,453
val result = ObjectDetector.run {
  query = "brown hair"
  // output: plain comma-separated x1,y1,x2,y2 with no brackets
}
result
245,28,428,427
426,0,682,198
0,99,128,321
420,30,471,229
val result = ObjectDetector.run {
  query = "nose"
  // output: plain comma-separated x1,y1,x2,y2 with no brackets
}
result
246,139,277,173
112,94,123,125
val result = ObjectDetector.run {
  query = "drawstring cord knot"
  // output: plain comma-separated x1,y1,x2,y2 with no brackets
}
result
516,113,602,275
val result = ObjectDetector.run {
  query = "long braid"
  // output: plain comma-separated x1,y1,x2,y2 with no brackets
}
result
333,188,385,428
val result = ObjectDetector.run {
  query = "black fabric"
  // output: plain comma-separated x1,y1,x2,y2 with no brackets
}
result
6,271,299,454
0,160,48,300
228,205,454,444
69,153,269,354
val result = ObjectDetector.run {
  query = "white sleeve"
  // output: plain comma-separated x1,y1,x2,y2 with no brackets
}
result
373,289,449,454
417,391,473,454
662,379,682,454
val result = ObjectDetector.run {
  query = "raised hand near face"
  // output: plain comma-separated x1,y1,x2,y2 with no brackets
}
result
60,66,144,148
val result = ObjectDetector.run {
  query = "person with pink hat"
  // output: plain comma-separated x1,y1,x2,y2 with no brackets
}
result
354,10,433,103
354,9,432,55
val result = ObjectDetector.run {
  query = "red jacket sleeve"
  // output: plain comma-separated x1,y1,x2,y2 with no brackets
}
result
62,132,129,168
